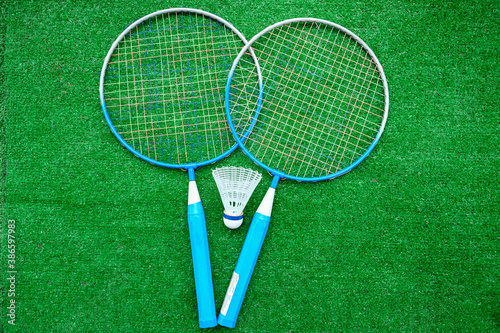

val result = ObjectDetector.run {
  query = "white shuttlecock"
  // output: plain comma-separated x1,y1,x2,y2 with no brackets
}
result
212,166,262,229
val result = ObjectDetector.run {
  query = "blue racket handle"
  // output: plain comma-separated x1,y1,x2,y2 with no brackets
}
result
187,179,217,328
218,212,271,328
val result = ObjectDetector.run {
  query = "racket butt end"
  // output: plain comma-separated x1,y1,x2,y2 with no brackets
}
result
218,315,236,328
199,318,218,329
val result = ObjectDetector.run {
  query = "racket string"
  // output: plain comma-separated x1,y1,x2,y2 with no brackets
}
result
250,48,385,116
258,23,331,173
263,27,384,95
228,88,380,144
251,23,305,164
287,25,342,177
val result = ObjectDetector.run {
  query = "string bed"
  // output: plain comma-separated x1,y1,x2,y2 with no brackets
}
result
229,21,387,179
102,12,254,165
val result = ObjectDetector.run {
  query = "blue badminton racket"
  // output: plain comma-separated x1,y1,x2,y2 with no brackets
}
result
99,8,259,328
219,18,389,327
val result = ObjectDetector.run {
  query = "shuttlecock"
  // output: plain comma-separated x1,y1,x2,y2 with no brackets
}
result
212,166,262,229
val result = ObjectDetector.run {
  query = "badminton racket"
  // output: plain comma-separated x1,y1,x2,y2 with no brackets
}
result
99,8,260,328
218,18,389,327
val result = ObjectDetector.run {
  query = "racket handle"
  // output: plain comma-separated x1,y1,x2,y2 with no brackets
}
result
187,180,217,328
218,186,276,328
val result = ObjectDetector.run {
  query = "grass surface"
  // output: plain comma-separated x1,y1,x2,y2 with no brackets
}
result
2,0,499,332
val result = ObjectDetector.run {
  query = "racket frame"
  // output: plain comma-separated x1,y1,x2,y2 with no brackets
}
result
225,17,389,182
100,8,252,169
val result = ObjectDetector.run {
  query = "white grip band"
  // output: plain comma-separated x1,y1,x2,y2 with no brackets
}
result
188,181,201,205
220,272,239,316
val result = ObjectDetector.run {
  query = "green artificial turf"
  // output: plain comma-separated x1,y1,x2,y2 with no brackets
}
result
1,0,499,332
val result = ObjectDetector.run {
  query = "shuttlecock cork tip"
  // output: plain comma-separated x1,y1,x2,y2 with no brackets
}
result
223,211,244,229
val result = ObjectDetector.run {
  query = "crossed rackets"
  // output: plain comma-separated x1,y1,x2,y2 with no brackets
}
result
99,8,389,329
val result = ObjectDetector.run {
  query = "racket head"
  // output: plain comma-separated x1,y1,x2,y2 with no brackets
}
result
100,8,260,169
225,18,389,181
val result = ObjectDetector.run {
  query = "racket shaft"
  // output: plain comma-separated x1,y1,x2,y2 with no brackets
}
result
218,186,275,327
187,181,217,328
